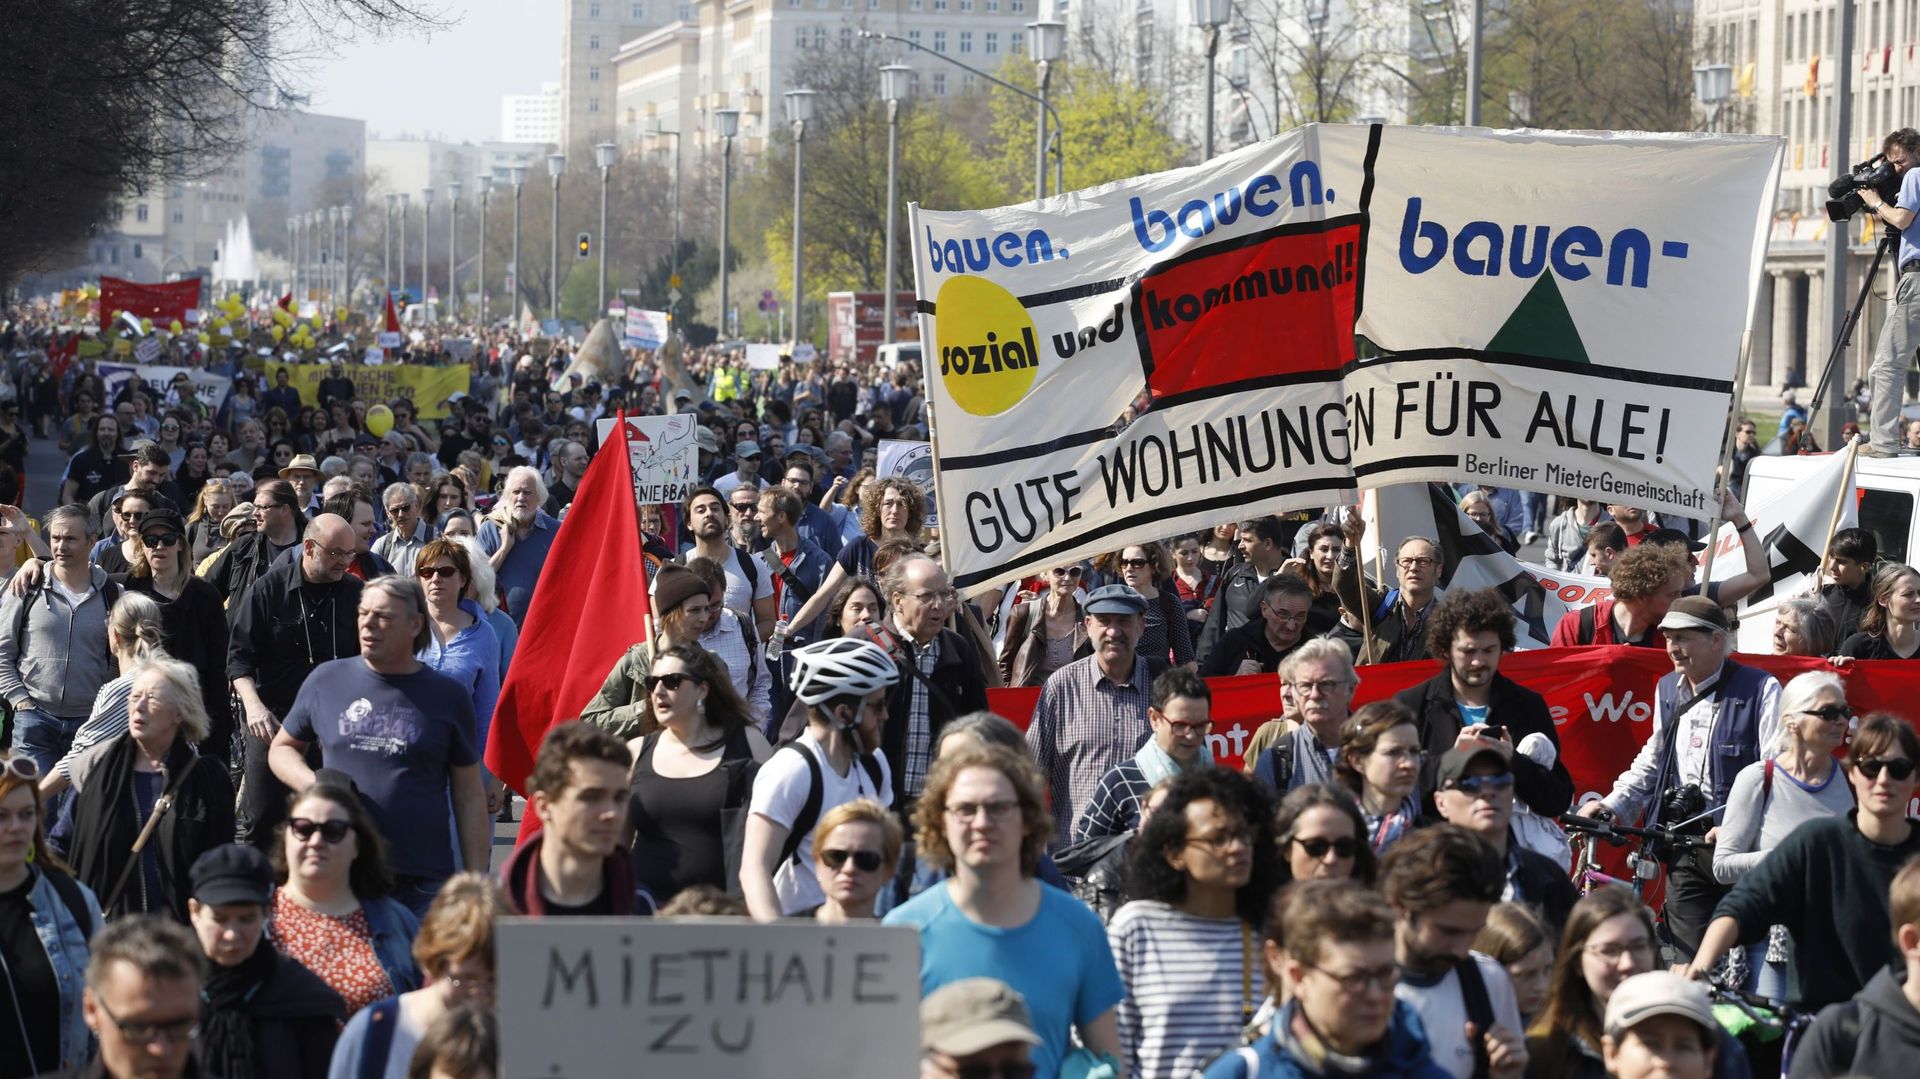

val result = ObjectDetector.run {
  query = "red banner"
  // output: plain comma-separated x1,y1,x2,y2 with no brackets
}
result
98,276,201,330
988,647,1920,795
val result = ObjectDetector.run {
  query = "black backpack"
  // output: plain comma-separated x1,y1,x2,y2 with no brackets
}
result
774,742,884,868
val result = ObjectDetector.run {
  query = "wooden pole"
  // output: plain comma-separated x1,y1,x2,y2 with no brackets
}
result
1700,331,1756,586
1810,439,1862,598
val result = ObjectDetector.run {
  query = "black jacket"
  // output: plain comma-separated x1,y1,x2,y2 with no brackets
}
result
1790,966,1920,1078
1193,561,1266,671
121,574,233,758
203,531,297,613
225,559,362,719
879,626,989,809
200,949,346,1079
64,735,236,921
1393,670,1574,819
1511,842,1579,939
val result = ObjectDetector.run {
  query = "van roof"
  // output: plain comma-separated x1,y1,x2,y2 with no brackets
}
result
1746,452,1920,483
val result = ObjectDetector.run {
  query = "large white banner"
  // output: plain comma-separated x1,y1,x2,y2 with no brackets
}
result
99,363,232,412
912,124,1782,592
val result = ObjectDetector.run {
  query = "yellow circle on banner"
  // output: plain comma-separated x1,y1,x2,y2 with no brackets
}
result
933,274,1040,417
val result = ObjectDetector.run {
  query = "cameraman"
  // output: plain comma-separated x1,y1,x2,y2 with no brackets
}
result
1573,596,1781,960
1860,127,1920,456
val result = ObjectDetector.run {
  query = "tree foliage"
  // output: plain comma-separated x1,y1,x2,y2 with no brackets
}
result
986,60,1188,198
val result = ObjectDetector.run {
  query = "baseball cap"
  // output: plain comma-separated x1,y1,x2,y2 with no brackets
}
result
672,387,694,403
136,508,187,536
1082,583,1148,616
1435,744,1510,788
189,844,273,907
920,979,1042,1056
1603,971,1716,1038
1657,595,1729,635
736,439,761,458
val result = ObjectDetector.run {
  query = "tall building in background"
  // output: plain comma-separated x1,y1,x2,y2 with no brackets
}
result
502,82,564,143
561,0,676,149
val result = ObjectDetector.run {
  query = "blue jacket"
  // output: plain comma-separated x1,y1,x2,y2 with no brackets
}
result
359,895,423,993
25,867,103,1073
1654,659,1773,809
1200,1001,1450,1079
796,503,842,560
771,536,834,641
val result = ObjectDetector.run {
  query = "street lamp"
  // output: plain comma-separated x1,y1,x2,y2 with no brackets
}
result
548,152,567,323
651,124,683,325
595,141,616,317
340,204,353,304
1191,0,1230,160
478,174,494,324
397,194,410,306
784,89,815,345
1027,20,1065,200
1693,62,1734,132
880,64,912,347
714,107,740,338
384,194,397,296
448,180,462,321
509,164,528,318
421,187,435,321
327,206,340,302
286,216,298,298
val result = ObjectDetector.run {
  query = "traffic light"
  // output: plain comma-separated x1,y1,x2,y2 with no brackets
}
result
577,232,590,259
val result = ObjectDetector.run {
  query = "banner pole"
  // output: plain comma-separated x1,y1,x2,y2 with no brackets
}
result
1809,439,1861,598
615,409,661,644
1352,543,1376,665
1700,330,1756,587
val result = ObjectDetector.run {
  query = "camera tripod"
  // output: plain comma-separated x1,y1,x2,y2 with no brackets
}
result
1804,231,1899,439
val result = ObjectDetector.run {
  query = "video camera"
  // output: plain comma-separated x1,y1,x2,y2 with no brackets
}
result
1827,153,1903,221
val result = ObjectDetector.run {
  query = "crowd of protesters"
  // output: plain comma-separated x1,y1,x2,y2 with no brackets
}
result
0,303,1918,1079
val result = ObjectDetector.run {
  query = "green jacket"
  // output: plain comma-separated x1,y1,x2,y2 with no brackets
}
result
579,640,656,741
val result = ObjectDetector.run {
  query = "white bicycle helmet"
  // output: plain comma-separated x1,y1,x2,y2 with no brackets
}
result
788,637,900,705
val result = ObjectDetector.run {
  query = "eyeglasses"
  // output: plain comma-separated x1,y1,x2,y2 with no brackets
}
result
1155,716,1211,735
139,532,181,549
1288,679,1350,697
1292,835,1360,860
1445,772,1515,797
386,504,414,516
643,672,704,693
1304,962,1399,995
309,542,355,562
819,848,884,872
95,998,199,1046
730,502,757,513
1260,602,1308,625
417,565,461,581
1050,566,1083,578
909,588,960,605
1185,827,1251,855
955,1064,1038,1079
1800,705,1852,723
945,800,1018,822
1583,938,1655,963
288,817,354,844
1397,556,1438,569
0,756,41,782
1855,757,1918,781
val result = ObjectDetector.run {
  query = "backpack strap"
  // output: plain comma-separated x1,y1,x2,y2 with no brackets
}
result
734,546,760,593
1456,956,1495,1079
45,868,95,939
1578,604,1599,645
359,996,401,1079
776,743,824,868
734,611,759,692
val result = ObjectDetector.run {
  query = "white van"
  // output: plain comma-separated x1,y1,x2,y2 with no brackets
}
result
875,341,922,373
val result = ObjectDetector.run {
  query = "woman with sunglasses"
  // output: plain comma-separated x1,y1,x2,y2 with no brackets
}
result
808,797,903,922
269,780,422,1016
998,562,1088,687
0,751,101,1079
1111,767,1280,1079
623,645,770,908
1273,783,1376,886
1094,542,1194,669
414,540,502,816
1686,712,1920,1012
121,507,233,765
153,413,186,469
1710,670,1856,998
1334,701,1426,855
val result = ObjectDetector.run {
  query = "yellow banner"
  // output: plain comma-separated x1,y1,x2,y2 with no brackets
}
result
262,362,472,419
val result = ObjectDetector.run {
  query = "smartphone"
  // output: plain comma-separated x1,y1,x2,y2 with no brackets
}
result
1476,724,1508,742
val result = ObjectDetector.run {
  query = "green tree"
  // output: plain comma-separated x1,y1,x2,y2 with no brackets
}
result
986,61,1187,198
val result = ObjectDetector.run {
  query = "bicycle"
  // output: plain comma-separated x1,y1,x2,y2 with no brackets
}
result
1707,984,1815,1079
1558,812,1706,901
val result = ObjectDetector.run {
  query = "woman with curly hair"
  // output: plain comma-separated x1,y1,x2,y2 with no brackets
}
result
883,743,1125,1079
1110,767,1279,1079
784,475,927,634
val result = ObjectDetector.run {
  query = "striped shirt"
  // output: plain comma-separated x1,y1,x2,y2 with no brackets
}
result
1108,900,1256,1079
1025,654,1154,847
55,675,133,779
1074,760,1154,842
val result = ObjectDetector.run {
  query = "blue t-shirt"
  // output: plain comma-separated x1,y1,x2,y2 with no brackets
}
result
282,657,479,880
477,512,559,626
883,882,1124,1079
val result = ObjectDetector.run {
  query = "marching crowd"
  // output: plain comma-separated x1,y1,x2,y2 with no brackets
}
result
0,306,1918,1079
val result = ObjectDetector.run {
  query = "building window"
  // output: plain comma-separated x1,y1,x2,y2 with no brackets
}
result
960,30,972,52
171,209,183,224
109,246,120,265
985,31,998,53
795,24,807,45
960,0,972,8
987,0,998,8
813,25,826,47
136,203,149,222
934,29,946,52
1011,0,1024,10
932,72,947,95
589,33,600,49
910,0,921,7
590,97,601,113
632,1,644,16
838,26,852,47
132,243,143,260
589,1,600,16
908,28,922,45
679,2,692,16
590,66,600,81
933,0,947,8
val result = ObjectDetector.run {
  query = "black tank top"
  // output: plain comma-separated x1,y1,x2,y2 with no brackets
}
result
628,726,752,905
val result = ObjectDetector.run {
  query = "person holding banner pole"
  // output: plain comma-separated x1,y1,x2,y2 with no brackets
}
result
1196,517,1294,671
1816,526,1879,642
1333,536,1445,666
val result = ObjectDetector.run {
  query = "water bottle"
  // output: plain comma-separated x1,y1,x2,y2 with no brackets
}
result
766,619,790,660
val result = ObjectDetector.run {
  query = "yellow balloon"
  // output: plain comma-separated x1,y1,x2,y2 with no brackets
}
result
197,333,210,345
168,319,183,335
140,318,153,334
365,404,394,437
273,309,292,327
334,307,349,323
269,326,285,342
210,319,227,333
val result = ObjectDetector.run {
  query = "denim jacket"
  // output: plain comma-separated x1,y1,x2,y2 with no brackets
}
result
360,895,423,993
26,867,103,1072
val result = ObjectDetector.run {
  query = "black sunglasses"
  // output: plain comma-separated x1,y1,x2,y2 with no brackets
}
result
819,848,884,872
643,672,704,693
139,531,181,549
1293,836,1360,859
1801,705,1853,723
1856,758,1918,781
417,565,460,580
287,817,353,843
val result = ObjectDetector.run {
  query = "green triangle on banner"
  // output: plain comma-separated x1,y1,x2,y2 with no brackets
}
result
1486,272,1590,364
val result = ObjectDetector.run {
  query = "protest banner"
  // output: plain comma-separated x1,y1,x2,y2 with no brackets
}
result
878,438,937,529
261,361,471,418
911,124,1783,592
1704,446,1858,648
98,276,201,330
744,342,784,370
497,918,920,1079
625,307,671,350
595,413,700,505
99,363,232,412
989,647,1920,797
131,337,164,364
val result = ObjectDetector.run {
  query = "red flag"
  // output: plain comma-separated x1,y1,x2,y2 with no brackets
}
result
278,292,293,311
383,292,402,334
486,411,650,833
98,276,201,330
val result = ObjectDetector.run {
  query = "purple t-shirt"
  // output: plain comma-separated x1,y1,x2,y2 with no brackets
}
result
282,657,479,879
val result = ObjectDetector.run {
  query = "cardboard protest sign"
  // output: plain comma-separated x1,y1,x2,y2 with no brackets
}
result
596,413,700,505
744,343,784,370
625,308,671,350
878,438,937,529
497,918,920,1079
911,124,1782,591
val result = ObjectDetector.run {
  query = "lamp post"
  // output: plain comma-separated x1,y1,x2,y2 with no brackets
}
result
340,204,353,304
548,152,567,323
383,195,396,295
509,164,527,318
287,216,298,298
1692,62,1734,132
478,174,493,323
397,194,409,306
1191,0,1229,160
327,206,340,302
880,64,911,347
448,180,462,321
784,89,815,345
651,124,682,325
421,188,436,319
714,107,740,338
595,141,616,317
1027,20,1065,200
